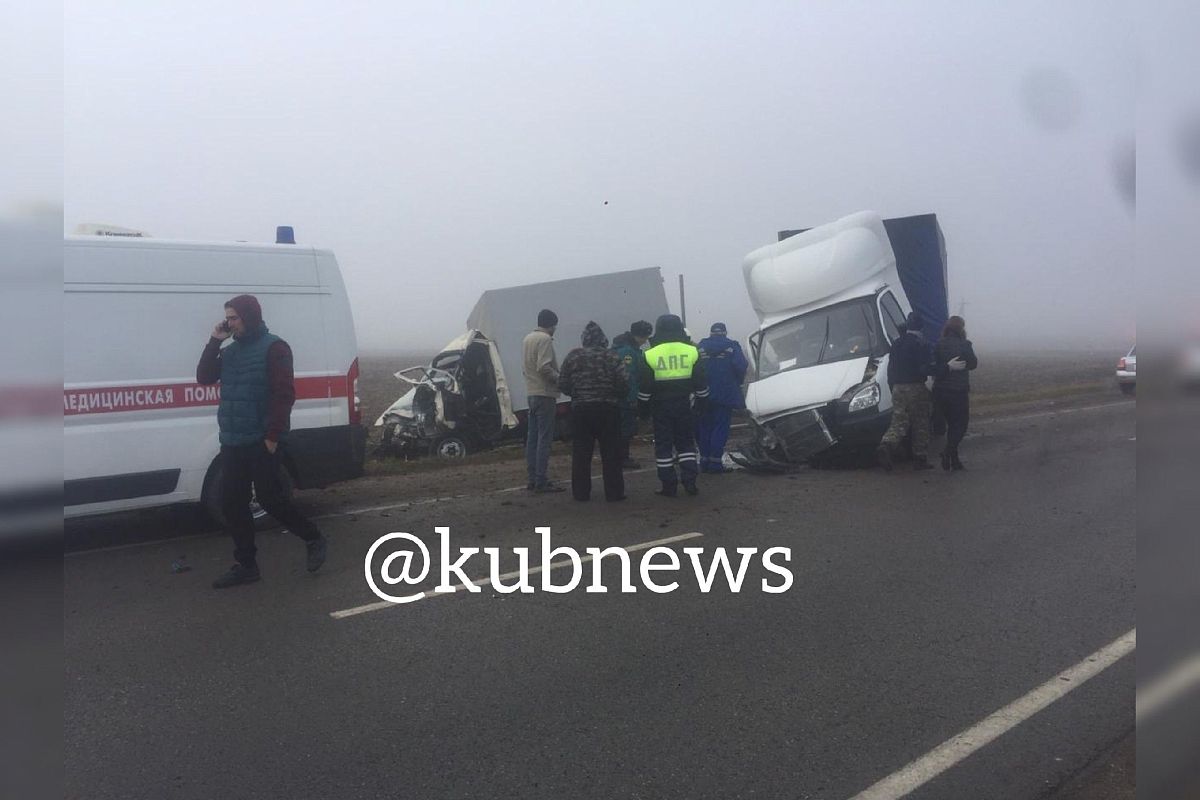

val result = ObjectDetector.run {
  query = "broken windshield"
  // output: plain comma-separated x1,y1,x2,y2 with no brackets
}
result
754,297,880,379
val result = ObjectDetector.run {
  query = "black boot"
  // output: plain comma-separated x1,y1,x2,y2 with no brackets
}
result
212,563,261,589
876,444,894,472
912,456,934,471
940,450,952,471
306,534,328,572
951,453,966,471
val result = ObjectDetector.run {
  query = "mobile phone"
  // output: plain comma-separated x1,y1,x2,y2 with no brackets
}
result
220,320,230,332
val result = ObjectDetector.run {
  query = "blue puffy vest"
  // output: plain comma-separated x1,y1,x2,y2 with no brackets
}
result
217,325,282,446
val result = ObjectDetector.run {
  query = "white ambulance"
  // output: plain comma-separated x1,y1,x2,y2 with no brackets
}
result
64,229,366,525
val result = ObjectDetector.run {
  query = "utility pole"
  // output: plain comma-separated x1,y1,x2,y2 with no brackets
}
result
678,274,687,328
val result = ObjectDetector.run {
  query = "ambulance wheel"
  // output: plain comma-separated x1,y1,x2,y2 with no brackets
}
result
429,434,470,459
202,457,294,531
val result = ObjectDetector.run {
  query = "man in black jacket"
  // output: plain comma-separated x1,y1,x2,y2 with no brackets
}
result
877,311,934,472
560,322,630,501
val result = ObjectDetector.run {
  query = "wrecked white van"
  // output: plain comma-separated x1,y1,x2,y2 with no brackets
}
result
375,268,670,458
735,211,948,469
374,330,518,458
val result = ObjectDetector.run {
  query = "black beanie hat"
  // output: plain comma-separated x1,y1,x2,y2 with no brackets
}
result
537,309,558,328
655,314,684,336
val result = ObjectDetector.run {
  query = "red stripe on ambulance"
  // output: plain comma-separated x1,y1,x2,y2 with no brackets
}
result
64,372,350,416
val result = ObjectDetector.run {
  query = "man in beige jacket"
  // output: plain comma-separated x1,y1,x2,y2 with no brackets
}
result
522,309,564,492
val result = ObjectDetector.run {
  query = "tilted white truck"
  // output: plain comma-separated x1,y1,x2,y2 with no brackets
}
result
734,211,948,468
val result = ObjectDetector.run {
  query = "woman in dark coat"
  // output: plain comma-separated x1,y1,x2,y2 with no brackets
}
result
932,316,978,470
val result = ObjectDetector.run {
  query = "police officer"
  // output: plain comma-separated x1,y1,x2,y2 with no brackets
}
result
696,322,748,473
637,314,708,496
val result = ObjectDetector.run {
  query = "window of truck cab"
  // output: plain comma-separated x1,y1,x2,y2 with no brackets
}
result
750,297,882,380
878,290,905,344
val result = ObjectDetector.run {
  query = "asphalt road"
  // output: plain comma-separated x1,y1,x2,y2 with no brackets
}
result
65,400,1135,799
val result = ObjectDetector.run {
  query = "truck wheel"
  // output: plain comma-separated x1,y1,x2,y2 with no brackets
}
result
202,458,294,531
430,434,470,459
1119,382,1135,396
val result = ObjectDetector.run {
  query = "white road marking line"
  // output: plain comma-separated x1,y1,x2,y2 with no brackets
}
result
976,400,1131,425
329,531,704,619
848,628,1136,800
316,467,654,520
1137,649,1200,723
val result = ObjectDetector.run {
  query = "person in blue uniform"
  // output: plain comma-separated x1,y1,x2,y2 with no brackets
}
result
695,322,748,473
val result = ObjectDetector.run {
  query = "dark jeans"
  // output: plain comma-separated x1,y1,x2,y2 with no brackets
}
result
220,442,321,568
570,403,624,500
525,395,558,488
934,388,970,454
652,396,698,489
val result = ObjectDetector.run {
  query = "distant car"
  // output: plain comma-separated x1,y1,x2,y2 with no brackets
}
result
1116,344,1136,394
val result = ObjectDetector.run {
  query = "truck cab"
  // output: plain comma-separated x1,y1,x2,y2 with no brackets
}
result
736,211,947,468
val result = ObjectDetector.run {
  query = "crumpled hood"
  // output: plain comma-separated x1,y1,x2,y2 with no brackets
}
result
745,357,870,420
374,388,416,426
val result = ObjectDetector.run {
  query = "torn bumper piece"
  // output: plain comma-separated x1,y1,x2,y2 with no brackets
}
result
728,408,836,472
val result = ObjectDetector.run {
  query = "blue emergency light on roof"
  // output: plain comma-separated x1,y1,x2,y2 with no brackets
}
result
276,226,295,245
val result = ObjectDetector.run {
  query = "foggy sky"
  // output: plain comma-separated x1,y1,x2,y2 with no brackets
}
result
64,0,1135,352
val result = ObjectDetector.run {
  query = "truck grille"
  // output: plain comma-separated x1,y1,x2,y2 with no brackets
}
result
765,408,836,461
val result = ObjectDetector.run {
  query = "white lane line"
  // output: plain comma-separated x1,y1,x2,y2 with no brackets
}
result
976,400,1132,425
316,467,655,521
848,628,1136,800
329,531,704,619
1137,649,1200,723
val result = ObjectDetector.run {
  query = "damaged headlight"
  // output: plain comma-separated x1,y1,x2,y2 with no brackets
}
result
847,381,881,413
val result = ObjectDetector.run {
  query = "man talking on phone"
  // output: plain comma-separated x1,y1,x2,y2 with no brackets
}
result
196,295,328,589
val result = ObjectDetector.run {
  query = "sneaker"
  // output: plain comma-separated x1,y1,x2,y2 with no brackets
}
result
683,484,700,496
212,563,261,589
534,483,566,493
876,444,894,472
951,455,966,471
306,534,328,572
655,487,678,498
